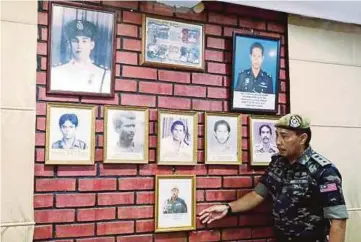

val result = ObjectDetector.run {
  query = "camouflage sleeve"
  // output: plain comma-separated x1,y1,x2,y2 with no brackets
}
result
254,158,278,198
318,165,348,219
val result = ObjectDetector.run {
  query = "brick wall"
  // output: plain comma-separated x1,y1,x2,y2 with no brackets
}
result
35,1,289,241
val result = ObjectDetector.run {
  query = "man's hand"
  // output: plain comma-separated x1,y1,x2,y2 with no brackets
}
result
198,204,228,224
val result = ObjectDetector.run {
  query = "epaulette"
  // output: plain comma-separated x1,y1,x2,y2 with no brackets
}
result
311,152,331,167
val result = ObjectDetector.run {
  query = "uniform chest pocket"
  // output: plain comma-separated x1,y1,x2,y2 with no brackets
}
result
282,179,309,201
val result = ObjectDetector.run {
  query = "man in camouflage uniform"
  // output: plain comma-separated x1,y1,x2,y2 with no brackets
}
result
162,186,188,214
199,114,348,242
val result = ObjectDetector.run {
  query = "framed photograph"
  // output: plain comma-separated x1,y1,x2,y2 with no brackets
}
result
45,103,96,165
249,116,280,166
205,112,242,165
231,33,281,114
157,110,198,165
47,2,116,96
103,106,149,163
141,15,205,71
155,175,196,232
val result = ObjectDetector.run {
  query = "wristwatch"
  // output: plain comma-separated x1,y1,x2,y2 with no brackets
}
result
224,203,232,215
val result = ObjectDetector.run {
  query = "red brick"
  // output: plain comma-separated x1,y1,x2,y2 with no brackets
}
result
197,190,205,202
38,87,79,102
98,192,135,206
77,237,115,242
224,52,232,63
223,100,229,112
268,22,285,33
174,85,206,97
117,37,121,49
222,228,252,240
158,96,191,110
205,50,224,62
208,216,238,228
205,24,222,36
35,164,54,177
149,109,158,121
176,165,207,176
36,148,45,162
37,42,47,55
78,207,116,221
95,148,103,162
189,230,221,242
192,99,222,111
207,62,230,75
239,214,272,227
123,66,157,80
81,95,119,105
123,11,142,25
140,1,173,17
36,116,46,131
239,18,266,30
40,56,47,70
280,58,286,68
192,73,223,86
223,176,252,188
155,232,188,242
36,102,47,116
206,190,236,201
56,193,96,208
223,27,252,37
118,235,153,242
207,87,228,99
38,12,48,25
208,166,238,175
281,47,285,57
35,209,75,223
35,133,45,146
242,138,248,150
116,51,138,65
197,150,205,163
121,93,156,107
136,219,154,233
252,226,274,238
149,149,156,162
34,194,53,208
158,70,190,84
119,177,154,190
100,164,137,176
207,37,226,50
97,134,104,147
149,136,157,148
116,64,121,76
139,164,173,176
139,82,173,95
136,191,155,204
103,1,138,9
114,79,137,92
56,223,95,238
242,150,249,163
198,137,204,150
118,206,153,219
196,177,222,189
57,165,97,177
97,221,134,235
279,69,286,80
279,93,287,104
36,179,76,192
78,179,117,191
209,12,237,26
196,202,219,214
34,225,52,240
123,38,141,52
37,71,46,85
280,81,287,93
176,11,206,22
117,23,138,37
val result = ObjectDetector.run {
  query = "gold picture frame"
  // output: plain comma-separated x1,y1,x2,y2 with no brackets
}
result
205,112,242,165
155,175,196,232
141,14,205,71
249,115,280,166
45,102,96,165
103,105,149,164
157,110,198,165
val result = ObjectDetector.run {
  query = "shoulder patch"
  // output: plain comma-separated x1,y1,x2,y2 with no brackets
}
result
311,153,331,167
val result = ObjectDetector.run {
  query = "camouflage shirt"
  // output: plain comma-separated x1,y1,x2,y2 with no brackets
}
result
254,147,348,238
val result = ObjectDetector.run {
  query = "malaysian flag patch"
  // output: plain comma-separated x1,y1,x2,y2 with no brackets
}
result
320,183,337,193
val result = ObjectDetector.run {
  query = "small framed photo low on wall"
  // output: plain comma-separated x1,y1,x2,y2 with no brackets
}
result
155,175,196,232
45,103,96,165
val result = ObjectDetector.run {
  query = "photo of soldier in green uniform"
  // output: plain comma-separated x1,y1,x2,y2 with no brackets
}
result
162,186,188,214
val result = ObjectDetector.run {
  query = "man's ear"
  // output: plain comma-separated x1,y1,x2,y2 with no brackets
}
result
300,133,308,146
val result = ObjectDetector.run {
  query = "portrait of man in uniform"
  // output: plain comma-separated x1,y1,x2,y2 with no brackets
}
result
158,111,197,165
249,116,279,166
156,175,196,232
205,113,241,164
48,3,115,96
46,103,96,165
231,33,280,114
162,186,188,214
104,107,148,163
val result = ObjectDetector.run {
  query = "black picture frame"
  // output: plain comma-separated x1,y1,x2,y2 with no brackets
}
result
47,1,116,97
230,33,281,114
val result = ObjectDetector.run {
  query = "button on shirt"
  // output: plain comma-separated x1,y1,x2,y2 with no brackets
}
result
254,147,348,238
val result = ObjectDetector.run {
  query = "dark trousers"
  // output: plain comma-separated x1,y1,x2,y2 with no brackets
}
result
275,232,327,242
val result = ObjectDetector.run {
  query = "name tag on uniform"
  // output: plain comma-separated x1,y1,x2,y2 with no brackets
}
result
320,183,337,192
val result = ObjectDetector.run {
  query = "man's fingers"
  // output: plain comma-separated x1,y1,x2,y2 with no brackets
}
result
207,218,215,224
201,216,210,224
199,212,209,221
